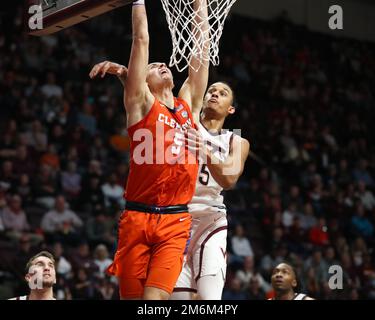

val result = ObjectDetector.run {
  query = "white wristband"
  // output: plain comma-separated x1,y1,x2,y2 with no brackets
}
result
133,0,145,5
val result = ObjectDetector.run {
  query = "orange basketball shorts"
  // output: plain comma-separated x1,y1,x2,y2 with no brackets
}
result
107,209,192,299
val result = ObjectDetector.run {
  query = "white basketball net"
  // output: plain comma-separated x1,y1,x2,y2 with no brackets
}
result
160,0,237,72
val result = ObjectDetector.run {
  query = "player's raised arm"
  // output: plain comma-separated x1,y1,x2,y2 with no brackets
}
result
89,61,128,85
187,130,250,190
89,61,129,116
178,0,210,123
125,0,154,125
207,135,249,190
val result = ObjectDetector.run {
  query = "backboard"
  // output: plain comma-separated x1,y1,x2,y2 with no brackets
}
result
26,0,133,36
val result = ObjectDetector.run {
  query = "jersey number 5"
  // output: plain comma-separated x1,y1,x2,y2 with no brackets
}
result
171,131,184,155
199,164,210,185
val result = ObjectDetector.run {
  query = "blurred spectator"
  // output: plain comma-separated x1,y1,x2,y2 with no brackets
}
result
304,249,328,285
68,127,89,161
109,126,130,156
308,174,325,216
235,256,271,293
0,161,16,191
337,158,352,187
13,174,33,206
352,159,374,187
85,212,116,248
1,194,29,234
267,226,285,252
21,120,48,152
1,194,43,245
323,246,339,268
51,241,73,279
96,277,118,300
359,254,375,298
49,124,67,154
279,125,298,163
283,185,303,210
282,202,299,229
300,162,318,189
80,176,105,214
97,107,117,136
40,144,60,171
351,237,368,268
12,145,36,177
350,202,374,239
70,241,98,274
93,244,113,279
230,224,254,266
78,101,97,136
225,189,247,214
70,267,101,300
0,187,7,211
0,211,4,232
101,173,125,209
65,146,80,166
88,136,109,164
34,164,59,209
0,132,17,159
82,160,103,190
340,252,360,290
309,217,330,246
286,216,307,254
245,178,264,220
349,288,360,300
61,161,81,199
246,277,266,300
1,120,18,150
356,180,375,211
55,276,73,300
302,267,320,298
343,183,356,209
41,72,63,98
222,278,247,300
40,195,83,245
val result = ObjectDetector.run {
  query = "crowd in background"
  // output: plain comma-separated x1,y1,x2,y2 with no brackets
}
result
0,2,374,299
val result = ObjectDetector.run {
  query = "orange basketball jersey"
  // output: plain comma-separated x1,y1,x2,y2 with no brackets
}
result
125,97,198,206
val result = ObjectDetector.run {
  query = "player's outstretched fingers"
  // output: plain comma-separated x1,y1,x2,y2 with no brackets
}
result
185,128,202,153
101,61,112,78
89,65,98,78
89,61,105,78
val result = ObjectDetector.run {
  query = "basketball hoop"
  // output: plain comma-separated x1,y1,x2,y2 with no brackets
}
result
26,0,236,72
160,0,237,72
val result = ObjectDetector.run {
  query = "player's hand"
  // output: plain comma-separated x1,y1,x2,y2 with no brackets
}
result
89,61,128,79
185,128,206,162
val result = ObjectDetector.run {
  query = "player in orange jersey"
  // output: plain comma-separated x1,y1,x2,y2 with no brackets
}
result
91,61,250,300
90,0,209,300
